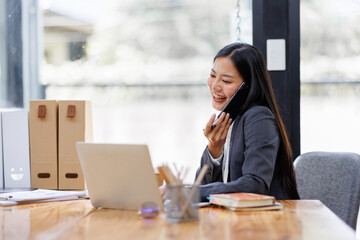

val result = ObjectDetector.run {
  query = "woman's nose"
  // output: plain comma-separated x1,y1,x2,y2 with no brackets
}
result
211,78,222,91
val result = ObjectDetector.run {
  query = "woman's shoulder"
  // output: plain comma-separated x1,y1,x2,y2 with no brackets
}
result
232,105,275,130
239,105,279,138
242,104,274,119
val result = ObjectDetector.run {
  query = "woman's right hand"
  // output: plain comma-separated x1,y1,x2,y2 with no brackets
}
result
203,112,232,158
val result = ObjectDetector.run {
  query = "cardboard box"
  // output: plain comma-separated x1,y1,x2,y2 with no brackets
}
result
58,101,93,190
0,113,3,188
29,100,58,189
1,110,31,188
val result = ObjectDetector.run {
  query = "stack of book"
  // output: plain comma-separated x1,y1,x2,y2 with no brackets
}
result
208,192,283,211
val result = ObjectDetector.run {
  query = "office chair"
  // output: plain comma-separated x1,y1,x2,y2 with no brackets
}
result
294,151,360,229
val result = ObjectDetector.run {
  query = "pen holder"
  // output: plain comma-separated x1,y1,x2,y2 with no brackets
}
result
164,184,199,223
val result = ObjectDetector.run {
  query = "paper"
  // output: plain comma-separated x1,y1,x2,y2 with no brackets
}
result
0,189,86,205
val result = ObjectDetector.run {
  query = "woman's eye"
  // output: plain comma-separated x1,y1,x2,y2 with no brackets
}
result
222,80,231,83
210,74,215,78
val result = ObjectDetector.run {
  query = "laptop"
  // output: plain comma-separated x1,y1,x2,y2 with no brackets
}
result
76,142,163,211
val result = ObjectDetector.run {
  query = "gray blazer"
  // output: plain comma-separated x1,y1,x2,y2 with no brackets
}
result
196,105,287,201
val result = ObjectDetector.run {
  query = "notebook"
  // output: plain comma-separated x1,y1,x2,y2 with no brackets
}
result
76,142,163,211
209,192,275,208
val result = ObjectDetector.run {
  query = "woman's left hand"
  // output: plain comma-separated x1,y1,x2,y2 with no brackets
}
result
203,112,232,158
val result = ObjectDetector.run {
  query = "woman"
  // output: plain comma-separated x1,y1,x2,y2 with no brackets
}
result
197,42,299,201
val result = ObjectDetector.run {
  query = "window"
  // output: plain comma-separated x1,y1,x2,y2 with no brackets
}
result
40,0,253,182
300,0,360,154
3,0,358,183
0,0,6,106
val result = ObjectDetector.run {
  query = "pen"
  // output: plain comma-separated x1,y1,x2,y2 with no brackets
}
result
0,195,13,200
202,124,216,132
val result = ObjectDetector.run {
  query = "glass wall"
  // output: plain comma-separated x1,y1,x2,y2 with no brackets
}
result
0,0,6,106
2,0,359,182
40,0,253,183
300,0,360,154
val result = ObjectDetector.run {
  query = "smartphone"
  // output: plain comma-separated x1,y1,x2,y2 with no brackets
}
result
213,82,249,125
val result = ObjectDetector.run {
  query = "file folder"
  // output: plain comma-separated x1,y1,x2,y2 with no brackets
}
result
29,100,58,189
1,110,31,188
58,101,93,190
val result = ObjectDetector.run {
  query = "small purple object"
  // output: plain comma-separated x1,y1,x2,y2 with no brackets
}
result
139,202,160,219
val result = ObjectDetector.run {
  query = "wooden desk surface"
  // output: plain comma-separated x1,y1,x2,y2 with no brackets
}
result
0,200,355,240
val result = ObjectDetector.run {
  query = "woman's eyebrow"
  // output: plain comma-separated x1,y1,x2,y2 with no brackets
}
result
211,69,234,78
222,74,234,78
211,68,234,78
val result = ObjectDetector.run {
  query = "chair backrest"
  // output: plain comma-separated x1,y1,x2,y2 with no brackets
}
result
294,151,360,229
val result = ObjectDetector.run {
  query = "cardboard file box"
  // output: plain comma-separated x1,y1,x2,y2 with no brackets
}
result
1,110,31,188
58,101,93,190
0,113,3,188
29,100,58,189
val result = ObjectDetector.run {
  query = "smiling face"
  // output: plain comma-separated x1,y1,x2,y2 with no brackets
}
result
10,167,24,181
207,56,244,111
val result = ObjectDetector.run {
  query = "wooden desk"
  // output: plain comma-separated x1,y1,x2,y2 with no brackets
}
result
0,200,355,240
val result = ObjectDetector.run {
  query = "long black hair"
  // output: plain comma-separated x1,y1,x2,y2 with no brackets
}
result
214,42,300,199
